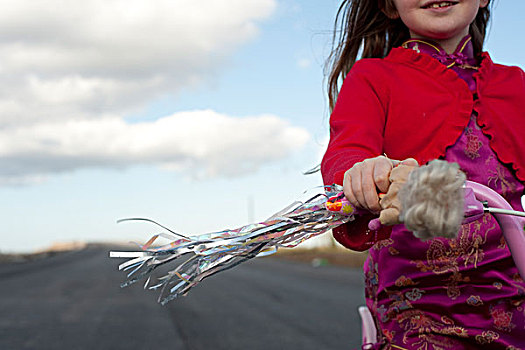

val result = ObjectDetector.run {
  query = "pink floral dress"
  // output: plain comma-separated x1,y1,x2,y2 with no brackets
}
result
364,36,525,350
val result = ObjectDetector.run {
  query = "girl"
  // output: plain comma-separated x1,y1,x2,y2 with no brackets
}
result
321,0,525,349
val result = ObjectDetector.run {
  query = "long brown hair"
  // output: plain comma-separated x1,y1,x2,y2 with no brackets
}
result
327,0,492,110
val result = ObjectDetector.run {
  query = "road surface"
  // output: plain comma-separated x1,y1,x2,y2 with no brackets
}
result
0,246,366,349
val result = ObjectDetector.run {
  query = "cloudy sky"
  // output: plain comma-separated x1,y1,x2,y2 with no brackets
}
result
1,0,523,252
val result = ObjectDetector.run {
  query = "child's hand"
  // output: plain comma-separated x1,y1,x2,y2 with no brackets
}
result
343,156,418,214
379,159,419,226
342,155,395,213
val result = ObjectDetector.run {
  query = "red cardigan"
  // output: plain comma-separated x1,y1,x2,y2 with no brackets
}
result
321,47,525,251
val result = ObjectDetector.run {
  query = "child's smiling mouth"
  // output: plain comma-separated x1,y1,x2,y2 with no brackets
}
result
422,1,458,9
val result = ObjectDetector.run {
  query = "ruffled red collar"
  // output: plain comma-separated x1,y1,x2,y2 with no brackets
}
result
385,45,493,90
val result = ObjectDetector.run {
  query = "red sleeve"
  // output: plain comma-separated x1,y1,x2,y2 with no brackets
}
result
321,60,392,251
321,60,388,185
333,214,392,251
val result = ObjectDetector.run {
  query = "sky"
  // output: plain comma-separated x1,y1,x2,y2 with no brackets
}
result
0,0,523,253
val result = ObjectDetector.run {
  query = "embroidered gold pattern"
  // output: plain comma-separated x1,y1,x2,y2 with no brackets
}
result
395,275,418,287
475,330,500,344
466,295,484,307
373,238,394,251
389,247,400,255
486,155,517,198
463,127,482,159
396,310,466,349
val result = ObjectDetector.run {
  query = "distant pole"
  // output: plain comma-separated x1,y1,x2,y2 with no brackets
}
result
247,195,254,223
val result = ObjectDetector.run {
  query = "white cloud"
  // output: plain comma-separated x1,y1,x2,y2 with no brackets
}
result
0,110,310,183
0,0,277,123
0,0,313,185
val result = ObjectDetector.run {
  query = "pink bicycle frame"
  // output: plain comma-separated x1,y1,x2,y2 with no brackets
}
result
466,181,525,277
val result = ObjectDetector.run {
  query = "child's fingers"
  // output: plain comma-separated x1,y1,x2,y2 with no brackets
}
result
343,169,359,208
373,156,394,193
361,159,381,212
389,163,418,183
343,156,406,213
350,164,368,209
344,162,377,211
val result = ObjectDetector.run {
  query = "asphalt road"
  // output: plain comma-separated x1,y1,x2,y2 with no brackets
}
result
0,246,366,350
